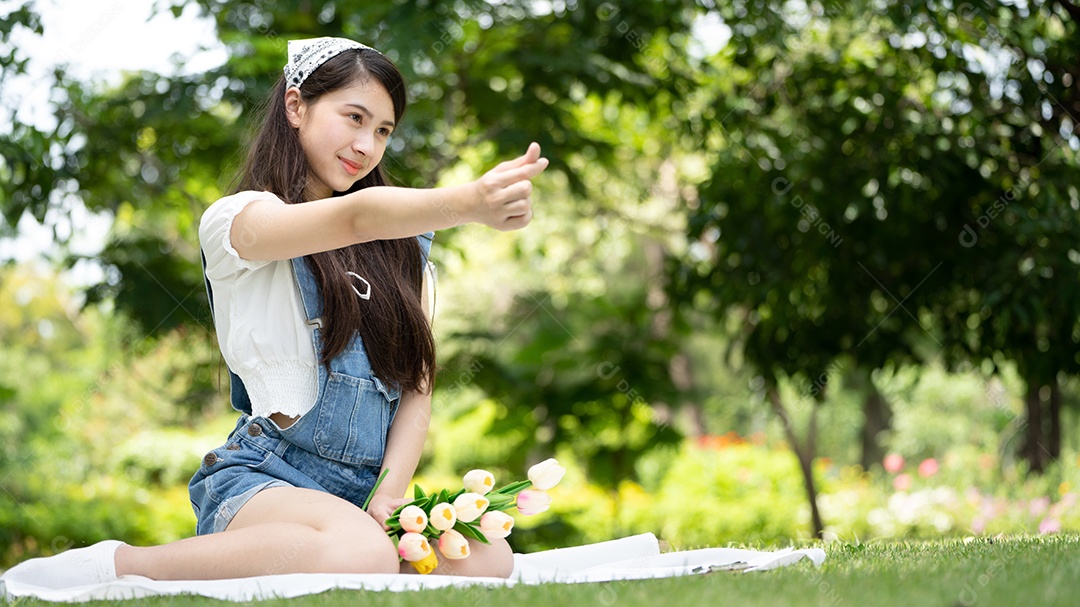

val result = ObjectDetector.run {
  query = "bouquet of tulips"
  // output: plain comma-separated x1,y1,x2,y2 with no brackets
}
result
365,458,566,574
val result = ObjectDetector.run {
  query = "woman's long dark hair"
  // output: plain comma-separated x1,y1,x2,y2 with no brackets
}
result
232,48,435,394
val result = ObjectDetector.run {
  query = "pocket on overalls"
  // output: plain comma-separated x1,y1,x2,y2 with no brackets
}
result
312,372,401,466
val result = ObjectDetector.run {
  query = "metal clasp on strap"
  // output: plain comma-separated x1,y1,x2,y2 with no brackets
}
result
347,271,371,300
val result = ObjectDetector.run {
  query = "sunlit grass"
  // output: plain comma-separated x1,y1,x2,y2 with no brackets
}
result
4,534,1077,606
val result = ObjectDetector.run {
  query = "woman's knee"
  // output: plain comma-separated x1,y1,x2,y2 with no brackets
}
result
318,515,400,574
433,537,514,578
230,487,399,574
482,538,515,578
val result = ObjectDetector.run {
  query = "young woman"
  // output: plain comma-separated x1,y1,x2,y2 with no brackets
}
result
3,36,547,587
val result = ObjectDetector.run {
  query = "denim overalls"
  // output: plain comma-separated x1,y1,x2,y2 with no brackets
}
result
188,232,434,535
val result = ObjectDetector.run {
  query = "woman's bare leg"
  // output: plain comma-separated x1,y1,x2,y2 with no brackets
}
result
114,487,399,579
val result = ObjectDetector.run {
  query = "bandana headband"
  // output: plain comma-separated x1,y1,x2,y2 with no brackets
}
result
283,36,380,89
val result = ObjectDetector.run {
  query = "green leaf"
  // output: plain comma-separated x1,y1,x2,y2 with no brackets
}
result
414,484,426,499
362,468,391,511
491,480,532,496
454,520,491,544
486,494,515,511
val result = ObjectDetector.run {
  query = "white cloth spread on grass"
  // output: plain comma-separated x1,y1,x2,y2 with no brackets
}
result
0,534,825,602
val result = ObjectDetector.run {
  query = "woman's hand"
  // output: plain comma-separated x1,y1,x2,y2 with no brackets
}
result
366,493,411,531
469,142,549,231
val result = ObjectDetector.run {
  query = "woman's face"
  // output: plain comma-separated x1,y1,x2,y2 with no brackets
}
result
287,78,396,199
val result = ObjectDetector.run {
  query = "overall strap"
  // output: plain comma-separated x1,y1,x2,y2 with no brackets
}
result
418,231,435,263
290,255,325,329
200,249,253,415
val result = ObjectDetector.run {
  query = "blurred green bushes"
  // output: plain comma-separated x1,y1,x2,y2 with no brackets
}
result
3,258,1079,567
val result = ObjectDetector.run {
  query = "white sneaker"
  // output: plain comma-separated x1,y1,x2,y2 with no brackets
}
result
0,540,123,589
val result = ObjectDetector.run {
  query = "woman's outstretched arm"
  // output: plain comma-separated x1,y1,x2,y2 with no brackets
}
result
229,143,548,262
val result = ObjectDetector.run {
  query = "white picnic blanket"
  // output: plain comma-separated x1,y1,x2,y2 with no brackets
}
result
1,533,826,602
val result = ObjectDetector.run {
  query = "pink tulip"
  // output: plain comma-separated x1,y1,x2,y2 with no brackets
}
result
883,453,904,474
516,489,552,515
437,529,470,560
399,505,428,534
527,458,566,491
893,473,912,492
918,458,939,478
479,510,515,540
397,532,432,562
430,502,457,531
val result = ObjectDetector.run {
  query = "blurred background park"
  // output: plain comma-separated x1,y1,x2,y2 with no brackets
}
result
1,0,1079,567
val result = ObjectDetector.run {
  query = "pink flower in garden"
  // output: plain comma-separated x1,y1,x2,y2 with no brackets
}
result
1029,496,1050,517
965,487,981,505
1038,517,1061,534
971,516,986,534
893,473,912,491
883,453,904,474
917,458,939,478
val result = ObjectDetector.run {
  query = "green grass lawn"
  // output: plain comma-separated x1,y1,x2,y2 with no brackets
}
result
4,534,1077,606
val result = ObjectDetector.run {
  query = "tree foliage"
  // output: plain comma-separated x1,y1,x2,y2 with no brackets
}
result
668,0,1079,534
2,0,1079,547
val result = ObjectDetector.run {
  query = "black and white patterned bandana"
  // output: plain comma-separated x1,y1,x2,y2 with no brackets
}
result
283,37,380,88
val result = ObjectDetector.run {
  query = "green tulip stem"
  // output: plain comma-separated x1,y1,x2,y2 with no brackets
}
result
362,467,390,511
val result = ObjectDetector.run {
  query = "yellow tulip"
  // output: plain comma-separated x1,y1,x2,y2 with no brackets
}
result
410,549,439,574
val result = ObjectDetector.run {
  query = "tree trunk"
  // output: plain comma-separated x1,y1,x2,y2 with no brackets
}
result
670,352,707,437
684,401,708,438
1049,378,1062,460
1022,382,1046,473
766,386,824,538
859,373,892,472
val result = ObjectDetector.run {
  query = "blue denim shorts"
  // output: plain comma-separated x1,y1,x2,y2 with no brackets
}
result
187,414,382,535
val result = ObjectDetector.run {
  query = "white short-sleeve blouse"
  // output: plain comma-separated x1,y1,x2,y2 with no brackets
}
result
199,190,434,420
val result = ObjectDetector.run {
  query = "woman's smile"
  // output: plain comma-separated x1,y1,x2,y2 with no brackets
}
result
339,156,362,176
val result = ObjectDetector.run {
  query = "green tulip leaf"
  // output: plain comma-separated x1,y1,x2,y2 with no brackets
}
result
454,520,491,544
